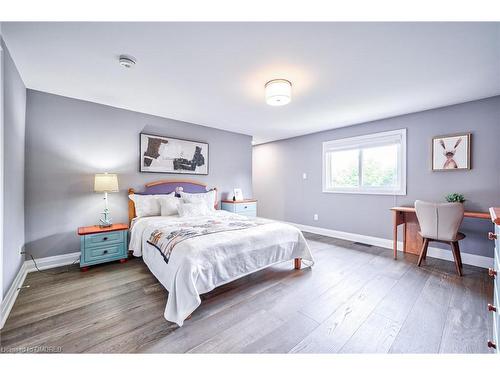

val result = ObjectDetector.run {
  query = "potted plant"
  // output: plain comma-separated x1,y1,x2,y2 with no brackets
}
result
445,193,466,203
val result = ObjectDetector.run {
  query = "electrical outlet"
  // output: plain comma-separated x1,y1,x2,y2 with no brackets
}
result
313,214,319,221
302,172,307,180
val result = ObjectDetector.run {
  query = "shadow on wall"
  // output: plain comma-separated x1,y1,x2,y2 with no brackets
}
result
24,232,80,259
25,138,135,260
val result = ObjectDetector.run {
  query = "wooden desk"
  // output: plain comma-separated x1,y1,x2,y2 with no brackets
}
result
390,206,490,259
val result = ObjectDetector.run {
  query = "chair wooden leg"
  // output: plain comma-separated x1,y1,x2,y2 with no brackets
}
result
417,238,429,267
294,258,302,270
454,241,463,268
450,242,463,276
422,240,429,260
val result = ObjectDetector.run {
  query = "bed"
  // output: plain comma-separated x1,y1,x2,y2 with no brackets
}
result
128,180,314,326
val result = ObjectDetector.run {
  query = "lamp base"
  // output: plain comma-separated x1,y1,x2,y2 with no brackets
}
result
99,216,112,228
99,206,112,228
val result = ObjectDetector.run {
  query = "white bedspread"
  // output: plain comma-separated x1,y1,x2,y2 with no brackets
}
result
129,211,314,326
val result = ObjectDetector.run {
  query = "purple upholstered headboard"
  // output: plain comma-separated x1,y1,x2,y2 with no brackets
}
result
128,180,216,223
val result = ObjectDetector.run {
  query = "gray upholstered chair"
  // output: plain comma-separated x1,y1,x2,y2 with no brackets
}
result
414,200,465,276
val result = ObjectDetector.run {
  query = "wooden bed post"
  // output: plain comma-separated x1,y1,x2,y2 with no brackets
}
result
294,258,302,270
128,188,136,225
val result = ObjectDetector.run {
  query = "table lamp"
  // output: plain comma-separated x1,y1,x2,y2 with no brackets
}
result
94,173,119,227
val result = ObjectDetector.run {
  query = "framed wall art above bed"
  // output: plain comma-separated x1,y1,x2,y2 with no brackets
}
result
140,133,209,175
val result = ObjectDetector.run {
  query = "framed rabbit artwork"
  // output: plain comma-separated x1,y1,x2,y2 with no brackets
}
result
432,133,471,171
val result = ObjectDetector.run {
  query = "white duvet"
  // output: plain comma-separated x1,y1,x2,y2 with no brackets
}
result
129,211,314,326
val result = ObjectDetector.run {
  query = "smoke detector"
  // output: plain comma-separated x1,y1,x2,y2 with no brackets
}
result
118,55,136,68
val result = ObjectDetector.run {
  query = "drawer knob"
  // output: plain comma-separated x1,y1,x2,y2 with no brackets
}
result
487,340,497,349
487,303,497,312
103,237,108,241
488,268,497,278
488,232,497,240
103,250,108,255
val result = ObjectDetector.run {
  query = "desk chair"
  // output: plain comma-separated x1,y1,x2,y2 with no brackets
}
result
414,200,465,276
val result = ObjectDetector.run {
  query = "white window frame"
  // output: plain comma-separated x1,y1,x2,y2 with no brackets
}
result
322,129,407,195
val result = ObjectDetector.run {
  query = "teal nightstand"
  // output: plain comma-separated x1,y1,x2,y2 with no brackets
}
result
220,199,257,217
78,223,129,271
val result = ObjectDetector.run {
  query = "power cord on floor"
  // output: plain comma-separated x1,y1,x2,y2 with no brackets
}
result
22,252,80,276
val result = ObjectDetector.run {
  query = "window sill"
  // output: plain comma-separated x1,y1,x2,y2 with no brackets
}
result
322,189,406,196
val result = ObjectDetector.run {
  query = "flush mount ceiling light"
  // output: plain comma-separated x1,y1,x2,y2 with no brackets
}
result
118,55,137,68
265,79,292,106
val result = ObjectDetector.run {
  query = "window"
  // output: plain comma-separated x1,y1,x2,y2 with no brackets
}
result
323,129,406,195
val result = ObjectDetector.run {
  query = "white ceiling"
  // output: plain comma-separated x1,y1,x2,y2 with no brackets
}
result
3,22,500,144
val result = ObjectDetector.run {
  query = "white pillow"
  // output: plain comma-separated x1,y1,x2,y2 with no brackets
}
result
158,195,179,216
129,193,174,217
177,201,210,217
180,190,217,212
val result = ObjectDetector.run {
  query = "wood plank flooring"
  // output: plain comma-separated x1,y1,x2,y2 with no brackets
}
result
0,232,493,353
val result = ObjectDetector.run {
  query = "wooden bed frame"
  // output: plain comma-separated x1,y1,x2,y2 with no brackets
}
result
128,179,302,270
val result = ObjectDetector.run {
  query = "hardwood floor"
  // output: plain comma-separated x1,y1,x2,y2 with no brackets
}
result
0,232,493,353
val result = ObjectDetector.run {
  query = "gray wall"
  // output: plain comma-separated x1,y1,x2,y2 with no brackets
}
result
0,25,4,299
253,96,500,258
2,38,26,296
25,90,253,259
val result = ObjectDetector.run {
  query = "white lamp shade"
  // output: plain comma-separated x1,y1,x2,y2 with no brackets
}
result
265,79,292,106
94,173,119,192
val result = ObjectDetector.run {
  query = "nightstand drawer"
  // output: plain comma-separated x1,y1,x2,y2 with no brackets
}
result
78,224,129,269
221,200,258,218
221,202,257,213
233,202,257,213
83,243,126,264
85,230,124,248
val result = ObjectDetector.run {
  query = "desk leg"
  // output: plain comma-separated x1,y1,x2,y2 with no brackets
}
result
392,210,398,260
403,222,407,253
404,212,423,255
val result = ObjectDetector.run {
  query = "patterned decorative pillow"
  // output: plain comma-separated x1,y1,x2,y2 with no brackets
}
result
180,190,217,212
158,195,179,216
129,193,174,217
177,200,211,217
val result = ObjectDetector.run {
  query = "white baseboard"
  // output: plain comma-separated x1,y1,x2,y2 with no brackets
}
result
287,222,493,269
0,262,27,330
0,251,80,329
24,251,80,273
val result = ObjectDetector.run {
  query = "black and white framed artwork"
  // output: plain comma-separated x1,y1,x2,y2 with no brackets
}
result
140,133,209,175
